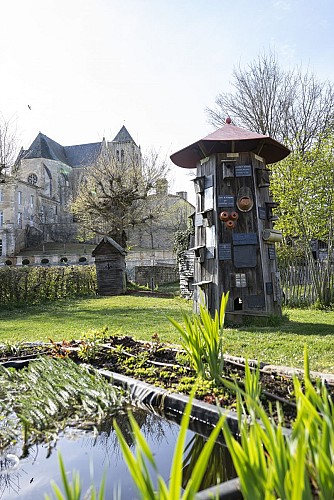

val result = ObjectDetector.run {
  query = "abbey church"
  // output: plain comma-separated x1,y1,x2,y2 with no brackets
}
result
0,126,193,271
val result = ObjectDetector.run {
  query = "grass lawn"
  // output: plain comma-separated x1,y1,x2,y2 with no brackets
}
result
0,295,334,373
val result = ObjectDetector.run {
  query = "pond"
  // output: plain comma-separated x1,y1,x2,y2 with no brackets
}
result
0,407,236,499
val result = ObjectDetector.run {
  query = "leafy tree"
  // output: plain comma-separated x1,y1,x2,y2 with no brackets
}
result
71,148,169,247
206,51,334,153
270,134,334,306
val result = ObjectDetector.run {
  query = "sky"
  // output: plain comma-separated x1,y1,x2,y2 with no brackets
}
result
1,0,333,204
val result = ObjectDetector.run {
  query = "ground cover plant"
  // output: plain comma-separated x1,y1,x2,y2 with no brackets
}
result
1,294,334,498
1,294,334,372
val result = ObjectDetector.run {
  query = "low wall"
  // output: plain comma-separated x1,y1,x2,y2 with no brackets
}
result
134,265,179,287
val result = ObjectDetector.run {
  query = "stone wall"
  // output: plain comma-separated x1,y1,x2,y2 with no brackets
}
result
134,264,179,288
179,250,195,299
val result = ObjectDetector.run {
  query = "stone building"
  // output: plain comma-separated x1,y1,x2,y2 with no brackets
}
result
0,126,141,257
0,126,194,287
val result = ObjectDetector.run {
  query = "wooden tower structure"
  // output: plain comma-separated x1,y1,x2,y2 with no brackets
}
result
170,119,290,322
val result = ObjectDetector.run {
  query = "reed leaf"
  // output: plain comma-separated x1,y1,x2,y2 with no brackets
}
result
169,292,229,383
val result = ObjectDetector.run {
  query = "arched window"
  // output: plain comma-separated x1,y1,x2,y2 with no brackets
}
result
28,173,38,185
43,165,52,197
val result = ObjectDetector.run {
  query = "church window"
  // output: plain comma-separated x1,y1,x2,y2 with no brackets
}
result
0,211,3,227
0,190,3,202
18,191,22,205
121,150,125,162
0,239,2,255
30,195,34,208
116,150,120,161
17,212,22,228
43,165,52,197
28,173,38,185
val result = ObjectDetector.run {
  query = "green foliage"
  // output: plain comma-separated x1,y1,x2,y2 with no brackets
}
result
173,223,194,264
0,265,97,307
169,293,229,383
271,134,334,244
114,388,226,500
45,453,106,500
276,241,306,267
222,347,334,499
0,357,128,450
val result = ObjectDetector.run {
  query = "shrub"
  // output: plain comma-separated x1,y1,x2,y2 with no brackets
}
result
0,265,97,306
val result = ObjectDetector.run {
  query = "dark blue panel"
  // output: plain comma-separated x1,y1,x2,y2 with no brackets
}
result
235,165,252,177
218,195,235,207
233,233,258,245
218,243,232,260
268,246,276,260
233,245,257,268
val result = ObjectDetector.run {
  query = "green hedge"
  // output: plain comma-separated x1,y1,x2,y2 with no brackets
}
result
0,265,97,306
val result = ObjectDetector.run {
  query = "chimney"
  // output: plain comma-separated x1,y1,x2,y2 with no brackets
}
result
176,191,187,201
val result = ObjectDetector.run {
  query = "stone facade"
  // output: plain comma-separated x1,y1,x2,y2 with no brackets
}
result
0,126,195,293
0,126,141,257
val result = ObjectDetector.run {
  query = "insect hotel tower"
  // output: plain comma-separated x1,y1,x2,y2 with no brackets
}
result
170,119,290,322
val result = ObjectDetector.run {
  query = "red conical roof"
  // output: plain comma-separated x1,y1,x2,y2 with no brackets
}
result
170,122,290,168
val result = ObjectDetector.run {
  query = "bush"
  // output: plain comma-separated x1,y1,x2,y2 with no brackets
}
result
0,265,97,306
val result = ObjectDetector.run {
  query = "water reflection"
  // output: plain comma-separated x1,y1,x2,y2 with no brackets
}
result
0,406,236,499
182,434,236,490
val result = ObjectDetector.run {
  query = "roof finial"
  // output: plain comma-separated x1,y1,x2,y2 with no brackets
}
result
226,116,232,124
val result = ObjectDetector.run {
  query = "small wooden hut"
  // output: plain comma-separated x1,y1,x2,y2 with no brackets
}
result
92,236,127,296
170,119,290,323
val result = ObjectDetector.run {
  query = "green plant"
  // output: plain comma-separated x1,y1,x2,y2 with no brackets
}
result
45,452,106,500
0,265,97,307
222,348,334,499
0,357,129,449
114,388,226,499
169,293,229,383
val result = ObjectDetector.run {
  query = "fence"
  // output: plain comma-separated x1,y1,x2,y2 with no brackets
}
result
279,261,334,307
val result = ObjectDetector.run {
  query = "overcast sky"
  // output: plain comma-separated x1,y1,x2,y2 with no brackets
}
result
1,0,333,203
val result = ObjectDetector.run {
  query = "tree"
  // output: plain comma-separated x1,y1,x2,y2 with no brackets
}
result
0,114,18,178
128,195,193,250
206,51,334,153
71,148,170,247
270,133,334,306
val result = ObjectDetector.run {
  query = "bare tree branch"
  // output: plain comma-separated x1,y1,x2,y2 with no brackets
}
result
71,147,170,247
206,50,334,152
0,114,18,178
